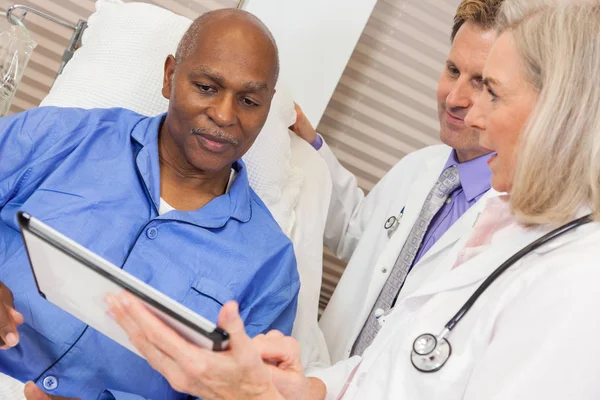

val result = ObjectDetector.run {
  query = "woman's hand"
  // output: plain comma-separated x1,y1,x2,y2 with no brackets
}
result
107,293,283,400
253,331,307,400
254,332,326,400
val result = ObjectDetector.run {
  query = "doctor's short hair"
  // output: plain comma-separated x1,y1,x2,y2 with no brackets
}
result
497,0,600,224
451,0,505,42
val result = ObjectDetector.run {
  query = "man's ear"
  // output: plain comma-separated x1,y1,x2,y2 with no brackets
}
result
162,55,177,100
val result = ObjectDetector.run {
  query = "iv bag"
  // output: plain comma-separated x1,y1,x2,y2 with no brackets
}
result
0,15,36,117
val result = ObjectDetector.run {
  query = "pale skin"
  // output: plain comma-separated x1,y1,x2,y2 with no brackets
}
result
107,27,543,400
17,16,538,400
107,294,326,400
290,22,496,164
464,30,538,193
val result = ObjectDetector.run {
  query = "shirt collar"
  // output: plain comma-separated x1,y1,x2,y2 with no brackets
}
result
131,113,252,227
443,150,493,202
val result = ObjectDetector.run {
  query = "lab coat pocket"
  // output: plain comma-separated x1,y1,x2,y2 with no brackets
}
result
181,277,235,324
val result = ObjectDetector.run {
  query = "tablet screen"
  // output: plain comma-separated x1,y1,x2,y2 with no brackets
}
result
19,212,229,356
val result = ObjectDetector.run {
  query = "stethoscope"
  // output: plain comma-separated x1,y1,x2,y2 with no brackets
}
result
410,214,593,373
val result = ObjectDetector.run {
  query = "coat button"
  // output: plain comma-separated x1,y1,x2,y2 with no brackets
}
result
43,375,58,391
146,227,158,239
381,267,388,273
374,308,385,318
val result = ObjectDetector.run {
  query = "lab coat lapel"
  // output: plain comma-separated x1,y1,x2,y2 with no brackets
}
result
360,154,448,317
404,222,543,300
415,190,493,268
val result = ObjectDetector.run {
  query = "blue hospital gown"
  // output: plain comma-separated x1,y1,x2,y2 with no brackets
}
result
0,106,299,399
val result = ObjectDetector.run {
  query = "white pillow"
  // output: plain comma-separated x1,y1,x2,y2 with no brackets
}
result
243,87,301,234
40,0,301,235
41,0,190,115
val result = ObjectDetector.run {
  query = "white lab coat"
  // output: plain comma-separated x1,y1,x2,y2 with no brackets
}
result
317,141,490,364
310,208,600,399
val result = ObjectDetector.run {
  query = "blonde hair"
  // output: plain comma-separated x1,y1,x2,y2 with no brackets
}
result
451,0,505,42
497,0,600,225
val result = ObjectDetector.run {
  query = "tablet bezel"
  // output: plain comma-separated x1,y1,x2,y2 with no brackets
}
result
17,211,230,351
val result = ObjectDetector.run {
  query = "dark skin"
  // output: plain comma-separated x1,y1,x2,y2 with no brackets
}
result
159,15,278,211
8,10,278,400
24,383,74,400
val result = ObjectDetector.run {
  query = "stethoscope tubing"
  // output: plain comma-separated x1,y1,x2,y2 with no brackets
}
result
411,214,593,373
444,214,593,331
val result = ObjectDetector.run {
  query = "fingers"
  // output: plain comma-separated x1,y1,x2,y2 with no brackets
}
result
0,282,20,348
293,103,303,120
217,301,268,370
24,382,51,400
288,103,317,143
0,303,19,349
9,308,24,325
106,293,190,381
266,330,284,339
254,334,301,368
23,382,77,400
111,292,193,359
217,301,252,352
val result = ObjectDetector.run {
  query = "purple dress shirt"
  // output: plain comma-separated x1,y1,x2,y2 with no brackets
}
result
314,133,490,267
311,133,324,150
411,150,492,266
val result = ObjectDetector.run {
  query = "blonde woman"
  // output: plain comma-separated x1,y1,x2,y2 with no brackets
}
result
100,2,600,400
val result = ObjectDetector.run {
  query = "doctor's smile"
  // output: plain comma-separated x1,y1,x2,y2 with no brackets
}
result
3,0,600,399
486,152,497,166
445,110,466,127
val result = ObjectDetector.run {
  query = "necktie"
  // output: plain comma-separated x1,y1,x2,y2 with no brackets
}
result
452,195,514,269
351,165,461,357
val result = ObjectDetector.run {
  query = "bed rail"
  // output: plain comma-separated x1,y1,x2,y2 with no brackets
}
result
6,4,87,77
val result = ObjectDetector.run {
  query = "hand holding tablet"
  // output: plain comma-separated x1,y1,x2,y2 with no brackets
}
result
17,212,229,357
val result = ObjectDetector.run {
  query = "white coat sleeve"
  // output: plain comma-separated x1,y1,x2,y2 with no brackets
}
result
318,139,386,261
306,355,362,400
463,255,600,400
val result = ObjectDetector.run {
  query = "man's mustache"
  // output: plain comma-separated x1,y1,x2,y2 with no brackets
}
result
190,128,240,146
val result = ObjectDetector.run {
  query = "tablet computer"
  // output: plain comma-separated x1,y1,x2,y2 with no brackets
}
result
17,211,229,356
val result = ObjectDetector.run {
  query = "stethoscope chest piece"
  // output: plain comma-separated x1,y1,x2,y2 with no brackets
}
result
408,214,592,373
410,333,452,373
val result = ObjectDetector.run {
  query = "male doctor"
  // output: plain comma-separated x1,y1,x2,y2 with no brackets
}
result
292,0,503,362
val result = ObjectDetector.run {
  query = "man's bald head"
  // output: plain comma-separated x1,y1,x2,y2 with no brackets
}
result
175,8,279,83
161,8,280,176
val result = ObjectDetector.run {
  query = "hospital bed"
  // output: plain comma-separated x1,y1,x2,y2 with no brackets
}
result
0,1,343,397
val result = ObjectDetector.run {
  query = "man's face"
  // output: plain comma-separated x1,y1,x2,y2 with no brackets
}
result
437,22,496,163
161,22,277,173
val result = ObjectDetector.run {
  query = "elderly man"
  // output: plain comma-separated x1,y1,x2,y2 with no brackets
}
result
292,0,502,363
0,9,299,400
108,1,600,399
